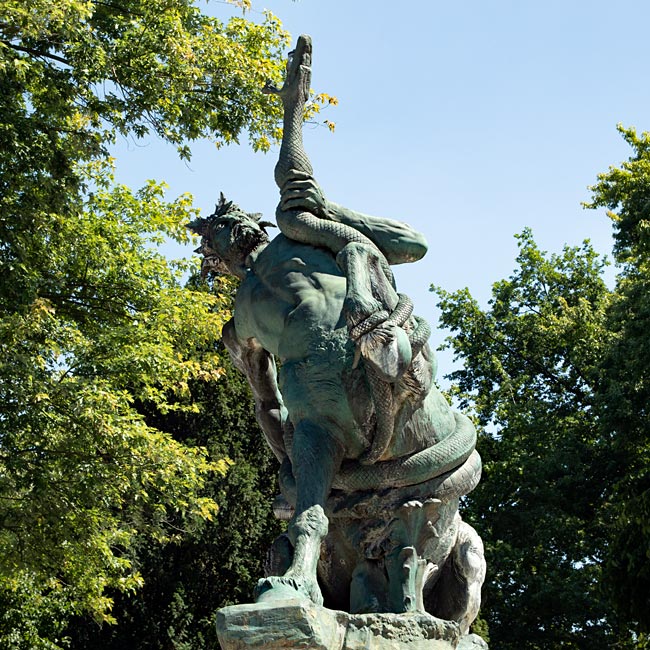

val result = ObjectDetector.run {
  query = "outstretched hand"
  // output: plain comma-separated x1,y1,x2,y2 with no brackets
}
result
280,169,329,218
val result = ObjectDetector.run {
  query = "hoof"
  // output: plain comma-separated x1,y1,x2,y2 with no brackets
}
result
255,575,323,607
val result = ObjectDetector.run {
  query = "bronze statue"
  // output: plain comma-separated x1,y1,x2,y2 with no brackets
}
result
190,35,487,650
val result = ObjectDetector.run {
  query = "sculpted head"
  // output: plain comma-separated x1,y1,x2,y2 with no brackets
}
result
188,194,274,279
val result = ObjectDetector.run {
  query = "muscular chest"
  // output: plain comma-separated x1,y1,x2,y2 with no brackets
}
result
233,277,288,356
233,250,347,360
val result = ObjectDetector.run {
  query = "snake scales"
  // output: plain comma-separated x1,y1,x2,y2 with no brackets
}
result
267,35,479,495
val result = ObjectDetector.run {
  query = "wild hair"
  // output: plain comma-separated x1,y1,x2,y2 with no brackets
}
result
187,193,275,237
187,193,275,278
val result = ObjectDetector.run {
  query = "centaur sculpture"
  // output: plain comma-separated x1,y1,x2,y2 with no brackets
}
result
190,35,487,648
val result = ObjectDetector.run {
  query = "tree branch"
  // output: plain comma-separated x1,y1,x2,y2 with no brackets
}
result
1,40,70,66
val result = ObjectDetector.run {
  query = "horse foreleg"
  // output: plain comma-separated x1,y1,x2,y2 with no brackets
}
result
257,419,343,605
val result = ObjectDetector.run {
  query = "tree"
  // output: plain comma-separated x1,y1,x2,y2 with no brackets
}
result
0,166,236,647
0,0,298,645
434,230,635,648
585,125,650,635
1,0,291,155
65,343,284,649
0,162,234,648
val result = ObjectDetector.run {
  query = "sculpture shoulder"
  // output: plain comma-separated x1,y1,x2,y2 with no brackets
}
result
254,234,343,278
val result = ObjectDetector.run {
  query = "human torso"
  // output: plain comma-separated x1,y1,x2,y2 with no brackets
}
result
233,235,455,458
233,235,348,361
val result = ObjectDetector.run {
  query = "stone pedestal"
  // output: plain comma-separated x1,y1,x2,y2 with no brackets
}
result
457,634,489,650
216,598,461,650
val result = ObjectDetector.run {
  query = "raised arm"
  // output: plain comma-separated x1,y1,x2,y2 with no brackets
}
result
279,170,428,265
222,319,287,463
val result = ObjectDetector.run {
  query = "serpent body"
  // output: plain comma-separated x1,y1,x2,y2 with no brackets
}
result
269,35,477,488
333,411,476,492
269,37,394,285
277,448,482,519
269,35,400,463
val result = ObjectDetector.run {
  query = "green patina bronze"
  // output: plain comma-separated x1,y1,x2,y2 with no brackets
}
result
190,35,487,650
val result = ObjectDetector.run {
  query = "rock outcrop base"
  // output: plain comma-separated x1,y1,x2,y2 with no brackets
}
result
216,597,464,650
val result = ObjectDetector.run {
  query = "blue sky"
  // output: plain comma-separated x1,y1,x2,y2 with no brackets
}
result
112,0,650,381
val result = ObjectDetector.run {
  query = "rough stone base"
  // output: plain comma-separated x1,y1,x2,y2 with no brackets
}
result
216,598,465,650
457,633,489,650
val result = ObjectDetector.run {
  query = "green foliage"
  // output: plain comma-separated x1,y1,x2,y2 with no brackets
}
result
585,126,650,632
65,345,284,649
0,0,301,644
585,125,650,264
436,131,650,641
0,160,233,644
0,0,291,154
434,231,636,648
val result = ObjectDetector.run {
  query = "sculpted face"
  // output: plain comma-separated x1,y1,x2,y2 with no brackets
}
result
189,196,272,279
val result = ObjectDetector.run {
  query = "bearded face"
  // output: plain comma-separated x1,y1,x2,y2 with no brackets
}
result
188,195,273,279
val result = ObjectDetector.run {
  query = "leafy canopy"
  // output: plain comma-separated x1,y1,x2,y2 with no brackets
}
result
1,0,291,155
434,125,650,647
65,347,284,649
0,0,302,644
0,160,233,640
585,125,650,634
434,231,621,648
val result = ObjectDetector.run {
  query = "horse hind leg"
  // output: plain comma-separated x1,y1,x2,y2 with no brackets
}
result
424,518,486,635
